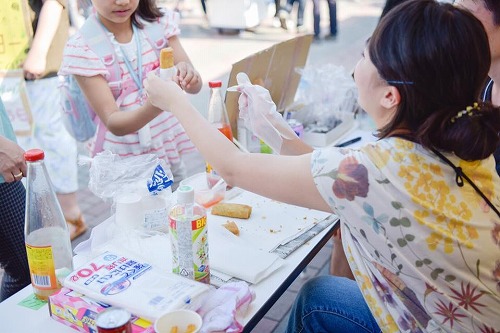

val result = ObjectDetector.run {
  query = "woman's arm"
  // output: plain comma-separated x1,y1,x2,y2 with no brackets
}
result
168,36,202,94
145,73,332,212
23,0,63,79
75,74,163,136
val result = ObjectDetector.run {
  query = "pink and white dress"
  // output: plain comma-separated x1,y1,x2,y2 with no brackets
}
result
59,9,196,180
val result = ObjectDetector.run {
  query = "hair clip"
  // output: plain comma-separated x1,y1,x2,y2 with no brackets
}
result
386,80,415,85
450,102,480,123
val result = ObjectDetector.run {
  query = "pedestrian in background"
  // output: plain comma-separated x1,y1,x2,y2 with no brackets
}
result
20,0,87,240
0,98,31,301
312,0,337,41
279,0,306,32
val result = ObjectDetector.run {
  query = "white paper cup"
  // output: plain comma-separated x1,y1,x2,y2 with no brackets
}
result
154,309,202,333
114,193,143,229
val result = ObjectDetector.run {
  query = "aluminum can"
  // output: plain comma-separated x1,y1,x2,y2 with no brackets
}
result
96,308,132,333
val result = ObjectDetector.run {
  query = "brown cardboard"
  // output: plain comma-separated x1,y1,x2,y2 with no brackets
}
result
225,34,313,137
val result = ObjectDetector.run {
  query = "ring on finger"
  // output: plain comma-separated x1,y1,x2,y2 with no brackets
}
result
13,172,23,178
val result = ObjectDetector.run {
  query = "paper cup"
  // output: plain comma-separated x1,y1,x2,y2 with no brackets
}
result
114,193,143,229
154,309,202,333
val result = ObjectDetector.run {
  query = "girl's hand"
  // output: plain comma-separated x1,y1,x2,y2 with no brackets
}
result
22,52,47,80
145,72,187,111
174,62,201,92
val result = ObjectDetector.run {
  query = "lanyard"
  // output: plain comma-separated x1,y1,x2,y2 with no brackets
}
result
119,24,144,104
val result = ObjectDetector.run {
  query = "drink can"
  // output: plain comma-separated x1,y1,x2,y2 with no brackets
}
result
96,308,132,333
287,119,304,138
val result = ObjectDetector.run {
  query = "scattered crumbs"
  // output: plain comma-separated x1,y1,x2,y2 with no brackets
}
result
261,216,266,220
269,228,282,233
303,216,308,220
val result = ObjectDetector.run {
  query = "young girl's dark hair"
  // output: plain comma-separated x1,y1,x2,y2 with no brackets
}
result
132,0,164,28
370,0,500,161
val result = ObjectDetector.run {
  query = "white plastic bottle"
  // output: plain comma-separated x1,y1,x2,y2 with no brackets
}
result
169,185,210,284
24,149,74,300
206,80,233,188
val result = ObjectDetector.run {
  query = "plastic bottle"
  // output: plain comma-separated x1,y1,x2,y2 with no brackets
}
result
24,149,74,300
206,80,233,188
169,185,210,284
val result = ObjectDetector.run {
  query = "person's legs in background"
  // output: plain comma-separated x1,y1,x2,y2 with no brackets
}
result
296,0,306,31
0,181,31,301
286,275,381,333
20,78,87,241
279,0,296,30
312,0,321,39
326,0,337,39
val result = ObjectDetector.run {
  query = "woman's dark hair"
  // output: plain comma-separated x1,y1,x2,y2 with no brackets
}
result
132,0,164,29
370,0,500,160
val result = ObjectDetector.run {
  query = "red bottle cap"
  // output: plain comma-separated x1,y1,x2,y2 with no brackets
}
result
208,81,222,88
24,149,45,162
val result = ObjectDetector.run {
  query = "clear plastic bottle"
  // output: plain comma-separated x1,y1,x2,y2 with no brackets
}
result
169,185,210,284
24,149,74,300
206,80,233,188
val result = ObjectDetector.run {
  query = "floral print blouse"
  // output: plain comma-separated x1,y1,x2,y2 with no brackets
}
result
311,137,500,332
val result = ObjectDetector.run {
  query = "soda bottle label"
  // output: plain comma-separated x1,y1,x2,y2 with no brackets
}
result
25,244,57,290
169,214,210,284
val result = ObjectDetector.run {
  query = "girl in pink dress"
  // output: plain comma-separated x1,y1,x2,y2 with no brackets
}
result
60,0,202,181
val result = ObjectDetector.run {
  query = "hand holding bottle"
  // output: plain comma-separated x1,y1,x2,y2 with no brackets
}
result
0,137,26,182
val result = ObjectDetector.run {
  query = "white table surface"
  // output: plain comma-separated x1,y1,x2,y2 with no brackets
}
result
0,194,336,333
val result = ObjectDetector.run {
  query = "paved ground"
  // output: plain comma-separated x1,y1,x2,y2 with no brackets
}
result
3,1,384,331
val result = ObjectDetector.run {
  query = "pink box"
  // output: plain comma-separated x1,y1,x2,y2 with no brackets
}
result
48,287,154,333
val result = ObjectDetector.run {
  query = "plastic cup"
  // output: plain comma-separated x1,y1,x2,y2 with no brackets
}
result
154,309,202,333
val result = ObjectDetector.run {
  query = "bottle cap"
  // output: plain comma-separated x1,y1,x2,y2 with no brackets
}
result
177,185,195,205
208,81,222,88
24,149,45,162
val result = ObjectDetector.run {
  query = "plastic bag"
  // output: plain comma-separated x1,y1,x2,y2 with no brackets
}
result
291,64,359,132
88,151,174,232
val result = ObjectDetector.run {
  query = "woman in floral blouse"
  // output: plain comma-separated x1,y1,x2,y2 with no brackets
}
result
144,0,500,331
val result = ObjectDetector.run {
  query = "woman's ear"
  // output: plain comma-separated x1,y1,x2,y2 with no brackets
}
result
380,86,401,110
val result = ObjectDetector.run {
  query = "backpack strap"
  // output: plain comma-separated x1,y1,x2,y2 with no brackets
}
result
79,14,123,157
141,17,168,57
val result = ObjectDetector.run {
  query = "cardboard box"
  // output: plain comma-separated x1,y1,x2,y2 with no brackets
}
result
48,288,154,333
225,35,314,138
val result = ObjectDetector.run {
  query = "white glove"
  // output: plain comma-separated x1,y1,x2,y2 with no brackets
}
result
227,72,297,153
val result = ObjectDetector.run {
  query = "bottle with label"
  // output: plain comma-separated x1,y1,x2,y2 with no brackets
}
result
206,80,233,188
169,185,210,284
24,149,74,300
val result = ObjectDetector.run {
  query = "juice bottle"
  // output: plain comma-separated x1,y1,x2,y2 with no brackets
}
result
206,80,233,188
169,185,210,284
24,149,74,300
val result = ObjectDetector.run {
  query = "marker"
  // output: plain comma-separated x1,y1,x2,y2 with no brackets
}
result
334,136,362,147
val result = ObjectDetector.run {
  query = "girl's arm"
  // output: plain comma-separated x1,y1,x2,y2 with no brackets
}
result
23,0,63,80
168,36,203,94
145,73,332,212
75,75,163,136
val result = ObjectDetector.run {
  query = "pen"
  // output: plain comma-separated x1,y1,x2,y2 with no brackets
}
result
334,136,362,147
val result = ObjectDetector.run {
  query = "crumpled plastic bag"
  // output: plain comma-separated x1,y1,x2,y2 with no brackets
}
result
198,281,255,333
292,64,359,131
88,150,174,201
227,72,297,153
